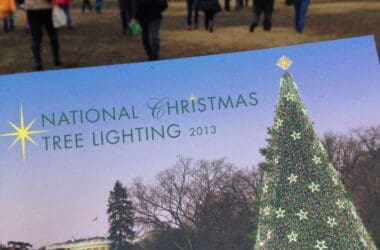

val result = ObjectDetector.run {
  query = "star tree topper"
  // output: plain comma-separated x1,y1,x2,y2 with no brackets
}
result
277,56,292,71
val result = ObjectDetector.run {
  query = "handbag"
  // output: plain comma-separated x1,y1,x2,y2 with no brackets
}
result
52,5,67,28
128,22,142,36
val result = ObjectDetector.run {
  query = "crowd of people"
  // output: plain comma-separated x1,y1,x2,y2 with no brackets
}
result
0,0,311,71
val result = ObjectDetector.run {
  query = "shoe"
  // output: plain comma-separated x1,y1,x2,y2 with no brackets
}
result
54,59,62,66
249,24,255,32
35,65,43,71
187,25,192,31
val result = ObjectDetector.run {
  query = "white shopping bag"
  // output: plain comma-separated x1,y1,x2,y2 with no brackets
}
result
52,6,67,28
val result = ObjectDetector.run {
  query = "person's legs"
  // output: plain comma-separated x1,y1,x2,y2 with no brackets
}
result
27,10,44,70
82,0,86,13
83,0,92,12
147,18,161,60
208,12,215,32
204,11,210,30
263,0,273,31
120,10,128,34
249,3,261,32
186,0,193,27
194,9,199,28
10,16,15,31
95,0,103,13
224,0,230,11
140,21,152,59
3,18,9,32
62,4,73,27
293,2,300,31
296,0,310,33
43,9,61,66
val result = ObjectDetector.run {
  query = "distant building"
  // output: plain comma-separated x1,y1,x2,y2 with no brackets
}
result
1,241,33,250
46,237,110,250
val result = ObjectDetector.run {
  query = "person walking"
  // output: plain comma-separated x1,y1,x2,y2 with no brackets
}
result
82,0,92,13
118,0,132,34
131,0,168,61
95,0,103,13
25,0,61,70
54,0,73,28
0,0,16,32
186,0,199,30
293,0,310,33
224,0,230,11
199,0,221,32
249,0,274,32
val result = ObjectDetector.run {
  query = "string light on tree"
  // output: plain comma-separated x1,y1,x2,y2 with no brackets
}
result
262,184,268,194
266,230,272,240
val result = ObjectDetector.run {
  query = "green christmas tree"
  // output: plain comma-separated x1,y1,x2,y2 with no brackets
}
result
107,180,135,250
254,57,376,249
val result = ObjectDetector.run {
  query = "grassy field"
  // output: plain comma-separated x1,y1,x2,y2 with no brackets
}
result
0,0,379,74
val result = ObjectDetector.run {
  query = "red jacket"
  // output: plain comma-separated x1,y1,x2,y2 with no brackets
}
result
53,0,72,7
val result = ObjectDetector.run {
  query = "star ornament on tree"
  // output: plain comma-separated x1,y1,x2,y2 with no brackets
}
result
274,118,283,129
266,230,272,240
287,174,298,184
263,206,271,216
336,199,345,210
308,182,320,193
291,131,301,141
326,216,337,228
312,155,322,165
360,236,368,247
332,176,339,186
262,184,268,194
275,207,285,218
297,209,308,220
287,231,298,242
273,157,279,165
284,93,294,102
315,240,328,250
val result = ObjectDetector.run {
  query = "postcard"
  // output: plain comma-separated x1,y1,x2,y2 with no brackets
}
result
0,35,379,249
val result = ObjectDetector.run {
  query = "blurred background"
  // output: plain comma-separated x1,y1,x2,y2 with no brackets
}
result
0,0,379,74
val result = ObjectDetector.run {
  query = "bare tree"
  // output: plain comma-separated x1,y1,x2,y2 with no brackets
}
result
131,157,261,250
323,126,380,246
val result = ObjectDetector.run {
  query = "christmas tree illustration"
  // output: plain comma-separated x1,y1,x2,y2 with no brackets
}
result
254,57,376,249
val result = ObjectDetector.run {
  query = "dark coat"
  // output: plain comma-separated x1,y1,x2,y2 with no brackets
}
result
132,0,168,21
118,0,132,12
253,0,274,12
199,0,221,13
